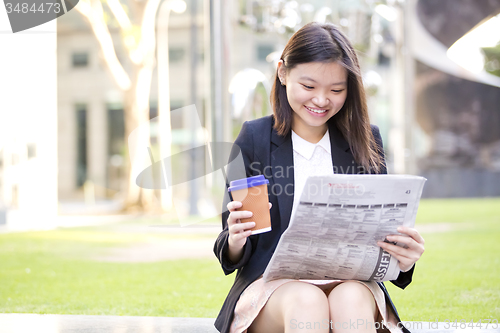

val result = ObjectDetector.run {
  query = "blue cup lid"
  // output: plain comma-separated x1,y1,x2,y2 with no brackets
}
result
228,175,269,192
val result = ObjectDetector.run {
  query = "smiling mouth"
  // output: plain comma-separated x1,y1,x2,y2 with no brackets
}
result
305,105,328,114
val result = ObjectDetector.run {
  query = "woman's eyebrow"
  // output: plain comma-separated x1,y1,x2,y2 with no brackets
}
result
299,76,347,85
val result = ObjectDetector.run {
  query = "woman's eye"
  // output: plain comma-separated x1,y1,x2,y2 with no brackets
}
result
302,85,314,89
332,89,345,93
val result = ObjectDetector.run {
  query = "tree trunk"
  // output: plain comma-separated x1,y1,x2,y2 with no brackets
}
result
75,0,163,212
122,65,157,212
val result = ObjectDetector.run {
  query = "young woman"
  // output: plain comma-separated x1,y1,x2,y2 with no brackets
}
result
214,22,425,333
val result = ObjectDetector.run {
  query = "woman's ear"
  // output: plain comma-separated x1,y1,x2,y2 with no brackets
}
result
277,60,286,86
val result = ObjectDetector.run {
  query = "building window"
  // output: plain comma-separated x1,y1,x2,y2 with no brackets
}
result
108,107,125,157
72,52,89,68
76,103,87,187
257,44,274,62
169,47,185,63
149,101,158,120
107,106,125,192
149,102,159,145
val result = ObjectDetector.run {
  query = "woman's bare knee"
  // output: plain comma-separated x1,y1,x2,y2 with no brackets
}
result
279,282,329,310
328,282,376,310
328,281,377,331
249,282,330,333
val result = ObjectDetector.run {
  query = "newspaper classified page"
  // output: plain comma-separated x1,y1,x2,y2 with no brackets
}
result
263,174,427,282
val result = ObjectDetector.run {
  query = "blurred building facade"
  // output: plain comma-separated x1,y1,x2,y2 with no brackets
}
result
56,0,381,207
57,1,205,202
2,0,499,230
55,0,500,211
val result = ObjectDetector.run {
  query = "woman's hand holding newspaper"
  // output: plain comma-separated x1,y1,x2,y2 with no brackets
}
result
377,226,425,272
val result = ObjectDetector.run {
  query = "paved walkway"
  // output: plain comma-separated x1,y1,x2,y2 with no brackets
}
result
0,212,223,261
0,314,218,333
1,314,500,333
90,223,221,262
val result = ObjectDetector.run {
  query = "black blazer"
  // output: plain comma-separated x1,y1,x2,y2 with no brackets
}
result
213,115,414,333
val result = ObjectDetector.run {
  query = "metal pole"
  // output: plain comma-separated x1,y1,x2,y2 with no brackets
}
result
390,3,406,174
210,0,224,175
189,0,199,215
404,0,417,175
158,0,173,211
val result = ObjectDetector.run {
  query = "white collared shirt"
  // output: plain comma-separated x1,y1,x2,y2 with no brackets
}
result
291,129,335,215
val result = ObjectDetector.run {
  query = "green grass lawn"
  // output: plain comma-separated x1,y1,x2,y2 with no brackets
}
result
0,229,233,317
1,198,499,320
387,198,500,321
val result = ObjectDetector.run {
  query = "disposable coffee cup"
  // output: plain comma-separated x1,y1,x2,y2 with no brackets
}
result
228,175,271,235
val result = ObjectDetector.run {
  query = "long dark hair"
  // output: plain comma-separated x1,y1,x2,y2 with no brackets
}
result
271,22,384,173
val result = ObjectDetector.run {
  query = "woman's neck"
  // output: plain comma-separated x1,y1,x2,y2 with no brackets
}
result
291,123,328,144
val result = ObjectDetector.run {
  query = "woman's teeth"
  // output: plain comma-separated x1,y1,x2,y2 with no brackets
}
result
305,106,327,114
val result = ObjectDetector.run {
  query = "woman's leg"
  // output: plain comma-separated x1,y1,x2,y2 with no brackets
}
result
328,282,378,333
248,281,330,333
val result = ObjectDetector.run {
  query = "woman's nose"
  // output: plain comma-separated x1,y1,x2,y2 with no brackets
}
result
312,93,329,107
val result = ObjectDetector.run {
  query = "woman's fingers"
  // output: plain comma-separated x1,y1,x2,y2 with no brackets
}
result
228,220,255,250
227,200,271,238
380,227,425,253
377,237,424,258
397,226,425,245
377,236,424,272
230,221,256,235
227,200,242,212
384,235,423,252
227,205,254,238
377,242,417,272
377,227,425,272
378,241,412,258
228,210,253,225
230,230,253,243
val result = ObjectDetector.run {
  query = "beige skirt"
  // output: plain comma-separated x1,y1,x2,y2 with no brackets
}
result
230,277,403,333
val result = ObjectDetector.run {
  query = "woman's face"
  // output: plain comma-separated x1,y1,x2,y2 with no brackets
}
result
279,61,348,142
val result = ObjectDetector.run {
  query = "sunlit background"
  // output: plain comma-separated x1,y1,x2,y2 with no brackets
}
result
1,0,500,228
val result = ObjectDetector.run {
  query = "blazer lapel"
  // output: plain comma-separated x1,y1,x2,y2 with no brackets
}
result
270,129,295,231
328,122,358,174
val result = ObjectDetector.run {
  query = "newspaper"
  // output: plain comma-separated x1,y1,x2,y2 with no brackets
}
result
263,174,427,282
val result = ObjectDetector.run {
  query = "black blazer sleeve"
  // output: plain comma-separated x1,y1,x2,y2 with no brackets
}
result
213,121,256,275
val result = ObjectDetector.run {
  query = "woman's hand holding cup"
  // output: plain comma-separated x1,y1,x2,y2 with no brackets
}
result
226,201,272,264
227,201,255,249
